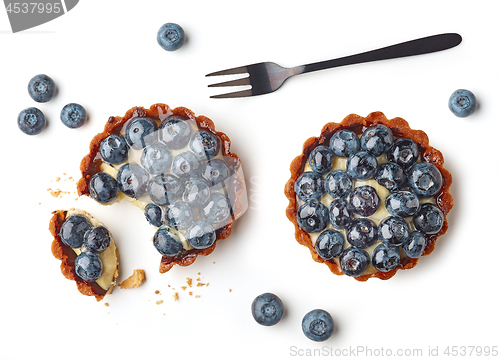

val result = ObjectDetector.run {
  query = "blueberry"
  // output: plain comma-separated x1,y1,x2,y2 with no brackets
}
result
372,243,401,272
315,230,345,260
157,23,185,52
449,89,477,118
28,74,55,103
346,151,378,180
182,177,211,207
99,135,129,164
378,216,410,246
159,115,192,149
147,174,184,206
153,227,184,256
186,220,216,249
328,198,352,229
375,162,407,191
339,247,370,277
172,151,201,179
407,162,443,198
251,293,284,326
413,203,444,234
294,172,324,201
387,138,419,169
164,201,195,230
189,130,220,159
75,252,103,282
297,199,329,233
89,172,119,204
329,129,360,157
201,193,232,226
325,170,353,198
17,107,46,135
117,163,150,199
385,191,420,217
308,145,334,174
60,103,87,129
83,226,111,254
125,117,158,150
59,215,92,248
201,159,231,187
302,309,334,342
360,124,393,156
346,218,378,248
402,231,427,258
145,203,163,227
141,142,172,175
349,186,380,217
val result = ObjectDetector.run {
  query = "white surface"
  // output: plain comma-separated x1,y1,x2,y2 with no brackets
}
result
1,1,499,359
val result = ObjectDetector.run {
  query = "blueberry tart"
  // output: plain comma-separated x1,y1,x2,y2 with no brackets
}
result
285,112,453,281
77,104,247,273
49,209,119,301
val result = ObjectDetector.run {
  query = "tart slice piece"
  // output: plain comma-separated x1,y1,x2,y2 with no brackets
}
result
49,209,119,301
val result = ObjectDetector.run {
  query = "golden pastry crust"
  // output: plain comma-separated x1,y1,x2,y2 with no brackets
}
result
285,112,453,281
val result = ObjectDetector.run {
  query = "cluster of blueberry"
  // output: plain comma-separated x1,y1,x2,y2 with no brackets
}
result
17,74,87,135
88,114,235,257
295,124,444,277
59,214,111,282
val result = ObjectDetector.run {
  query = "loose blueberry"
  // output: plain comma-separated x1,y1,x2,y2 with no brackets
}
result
315,230,345,260
449,89,477,118
201,192,232,225
308,145,334,174
172,151,201,179
189,130,220,159
339,247,370,277
99,135,129,164
360,124,393,156
125,117,158,150
147,174,184,206
28,74,55,103
302,309,334,342
346,218,378,249
375,162,407,191
297,199,329,233
294,172,324,201
157,23,185,52
372,243,401,272
60,103,87,129
145,203,163,227
75,252,103,282
385,190,420,217
378,216,410,246
164,201,195,230
346,151,378,180
251,293,284,326
349,186,380,217
387,138,419,169
183,177,211,207
201,159,231,187
329,129,360,157
407,162,443,198
402,231,427,258
59,215,92,249
328,198,352,229
84,226,111,254
89,172,119,204
117,163,150,199
17,107,46,135
186,220,216,249
325,170,353,198
159,115,192,149
413,203,444,234
153,227,184,256
141,142,172,175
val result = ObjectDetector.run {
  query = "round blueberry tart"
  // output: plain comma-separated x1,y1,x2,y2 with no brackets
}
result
49,209,119,301
77,104,247,273
285,112,453,281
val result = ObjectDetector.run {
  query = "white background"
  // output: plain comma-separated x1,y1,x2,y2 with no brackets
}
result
1,1,499,359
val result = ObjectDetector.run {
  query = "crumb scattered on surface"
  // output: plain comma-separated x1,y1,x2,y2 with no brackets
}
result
195,295,200,298
118,269,146,289
173,292,178,301
155,290,160,295
186,278,192,287
104,303,109,307
189,292,193,296
156,300,163,305
180,286,187,291
229,289,232,293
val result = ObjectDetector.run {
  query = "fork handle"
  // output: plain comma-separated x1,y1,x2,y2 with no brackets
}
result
298,33,462,74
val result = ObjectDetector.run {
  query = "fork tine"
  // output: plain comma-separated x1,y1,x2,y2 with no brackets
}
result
208,77,251,88
205,66,248,77
210,88,254,99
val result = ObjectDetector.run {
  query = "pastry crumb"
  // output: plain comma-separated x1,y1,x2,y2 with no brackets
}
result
156,300,164,305
104,302,109,307
195,295,200,298
186,278,192,287
118,269,146,289
173,292,178,301
229,289,232,293
196,282,206,287
155,290,160,295
180,286,187,291
188,291,193,296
